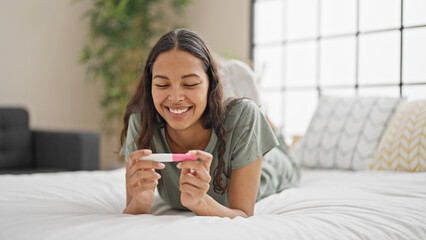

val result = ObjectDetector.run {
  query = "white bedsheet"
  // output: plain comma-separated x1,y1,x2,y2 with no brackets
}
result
0,168,425,240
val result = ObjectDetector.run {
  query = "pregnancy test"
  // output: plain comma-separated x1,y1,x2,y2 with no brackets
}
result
139,153,198,162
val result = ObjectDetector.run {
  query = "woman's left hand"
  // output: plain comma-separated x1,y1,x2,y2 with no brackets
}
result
177,150,213,210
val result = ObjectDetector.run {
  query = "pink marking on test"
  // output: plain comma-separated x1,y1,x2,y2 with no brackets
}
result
172,154,198,162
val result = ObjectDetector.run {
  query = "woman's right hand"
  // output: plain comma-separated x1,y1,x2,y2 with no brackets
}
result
125,149,165,211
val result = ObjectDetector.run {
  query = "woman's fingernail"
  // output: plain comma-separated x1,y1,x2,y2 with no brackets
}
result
188,150,197,155
142,149,152,154
158,163,165,168
176,163,182,168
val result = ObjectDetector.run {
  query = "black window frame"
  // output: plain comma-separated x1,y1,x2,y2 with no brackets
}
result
251,0,426,96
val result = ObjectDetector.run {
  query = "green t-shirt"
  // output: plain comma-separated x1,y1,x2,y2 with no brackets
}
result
119,99,279,210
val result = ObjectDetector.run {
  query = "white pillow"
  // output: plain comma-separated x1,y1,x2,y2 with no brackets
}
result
294,95,402,170
221,59,261,105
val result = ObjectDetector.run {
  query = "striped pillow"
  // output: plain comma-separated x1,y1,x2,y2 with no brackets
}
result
294,95,401,170
370,100,426,171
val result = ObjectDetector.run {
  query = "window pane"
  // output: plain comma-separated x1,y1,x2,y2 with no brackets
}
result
321,88,356,96
359,0,401,32
321,0,357,36
358,86,400,97
286,41,317,87
403,85,426,100
260,90,284,128
254,45,284,88
403,28,426,83
287,0,318,40
320,37,356,86
404,0,426,26
284,90,318,137
254,0,284,44
359,31,400,85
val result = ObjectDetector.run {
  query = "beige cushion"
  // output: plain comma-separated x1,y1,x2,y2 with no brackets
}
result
370,100,426,171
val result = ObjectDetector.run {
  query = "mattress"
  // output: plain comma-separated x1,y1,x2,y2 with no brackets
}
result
0,168,425,240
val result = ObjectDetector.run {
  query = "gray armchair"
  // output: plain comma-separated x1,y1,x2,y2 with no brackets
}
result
0,108,100,174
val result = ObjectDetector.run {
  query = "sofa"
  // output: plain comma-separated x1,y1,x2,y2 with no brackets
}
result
0,108,100,174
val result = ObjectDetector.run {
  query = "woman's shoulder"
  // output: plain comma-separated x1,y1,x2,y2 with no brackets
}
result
226,98,261,117
224,98,262,128
128,112,141,125
127,112,143,135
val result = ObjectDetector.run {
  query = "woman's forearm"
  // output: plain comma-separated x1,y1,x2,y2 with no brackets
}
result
191,195,249,218
123,198,152,215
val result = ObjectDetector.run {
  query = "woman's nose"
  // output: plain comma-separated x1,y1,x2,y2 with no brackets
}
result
168,89,185,102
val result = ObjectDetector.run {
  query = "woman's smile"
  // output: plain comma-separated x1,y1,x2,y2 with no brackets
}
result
165,105,193,118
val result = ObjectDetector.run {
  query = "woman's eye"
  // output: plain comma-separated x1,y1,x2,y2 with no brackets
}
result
184,83,199,87
155,84,169,88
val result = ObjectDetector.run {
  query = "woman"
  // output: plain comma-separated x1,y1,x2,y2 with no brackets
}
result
119,28,299,218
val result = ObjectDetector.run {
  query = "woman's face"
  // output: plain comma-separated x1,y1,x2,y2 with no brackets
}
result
151,49,209,132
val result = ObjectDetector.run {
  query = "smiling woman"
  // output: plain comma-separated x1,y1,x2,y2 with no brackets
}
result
152,50,209,136
119,28,300,218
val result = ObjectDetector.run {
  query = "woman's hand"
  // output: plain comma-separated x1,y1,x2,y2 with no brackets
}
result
177,150,213,211
125,149,165,211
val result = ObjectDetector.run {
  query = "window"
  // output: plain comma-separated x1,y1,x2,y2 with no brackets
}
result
252,0,426,139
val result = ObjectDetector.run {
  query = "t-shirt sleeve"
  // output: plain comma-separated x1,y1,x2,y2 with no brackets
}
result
119,113,140,163
229,100,279,170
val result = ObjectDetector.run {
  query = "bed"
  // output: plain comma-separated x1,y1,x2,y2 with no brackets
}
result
2,96,425,239
0,167,425,240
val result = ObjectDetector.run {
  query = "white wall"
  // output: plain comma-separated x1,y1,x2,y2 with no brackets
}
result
184,0,251,63
0,0,251,170
0,0,123,170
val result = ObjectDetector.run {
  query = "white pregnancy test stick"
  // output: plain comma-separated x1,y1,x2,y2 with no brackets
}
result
139,153,197,162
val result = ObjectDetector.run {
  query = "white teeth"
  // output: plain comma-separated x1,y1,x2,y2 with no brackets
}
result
169,107,189,114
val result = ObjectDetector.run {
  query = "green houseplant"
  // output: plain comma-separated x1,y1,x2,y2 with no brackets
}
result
75,0,192,132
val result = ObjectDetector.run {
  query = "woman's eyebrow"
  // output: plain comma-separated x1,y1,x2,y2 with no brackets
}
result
181,74,200,79
153,75,169,80
153,74,200,80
